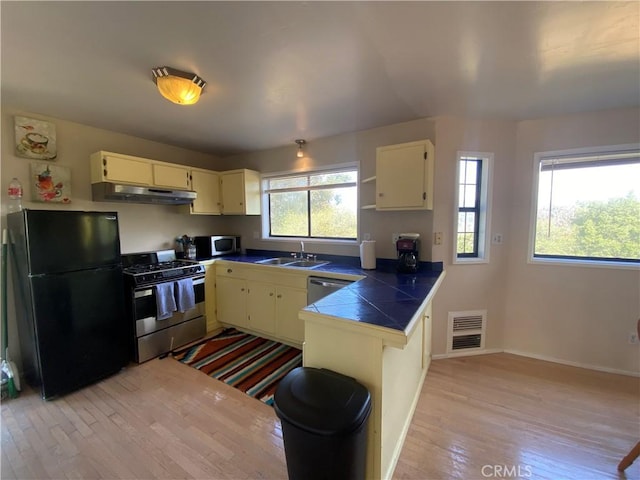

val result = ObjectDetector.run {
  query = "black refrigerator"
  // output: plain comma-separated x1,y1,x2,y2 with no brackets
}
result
7,209,130,399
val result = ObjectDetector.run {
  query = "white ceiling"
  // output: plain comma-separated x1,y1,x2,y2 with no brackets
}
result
2,1,639,156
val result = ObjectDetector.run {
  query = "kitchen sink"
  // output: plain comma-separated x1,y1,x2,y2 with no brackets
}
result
286,260,330,268
255,257,329,269
256,257,297,265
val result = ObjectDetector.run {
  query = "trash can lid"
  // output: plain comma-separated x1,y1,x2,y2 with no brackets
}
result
274,367,372,436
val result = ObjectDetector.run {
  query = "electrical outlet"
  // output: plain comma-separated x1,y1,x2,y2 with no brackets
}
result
492,233,503,244
392,233,400,245
363,233,371,241
629,332,638,344
434,232,442,245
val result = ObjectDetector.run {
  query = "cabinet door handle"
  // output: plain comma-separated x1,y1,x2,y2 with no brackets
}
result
277,294,282,298
227,268,233,273
241,288,245,292
378,192,384,197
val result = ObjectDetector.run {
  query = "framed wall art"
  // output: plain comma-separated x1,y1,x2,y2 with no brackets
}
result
15,116,57,160
30,162,71,203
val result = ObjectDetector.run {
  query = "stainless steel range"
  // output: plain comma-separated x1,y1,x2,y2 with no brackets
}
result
122,250,206,363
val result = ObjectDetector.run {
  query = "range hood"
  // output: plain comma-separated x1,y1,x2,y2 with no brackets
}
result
92,182,196,205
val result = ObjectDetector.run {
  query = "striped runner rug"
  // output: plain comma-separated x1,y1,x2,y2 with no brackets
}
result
173,329,302,406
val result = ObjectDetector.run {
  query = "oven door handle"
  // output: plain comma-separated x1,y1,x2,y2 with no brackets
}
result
134,277,205,299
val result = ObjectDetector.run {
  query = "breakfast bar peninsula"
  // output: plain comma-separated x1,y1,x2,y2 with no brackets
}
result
299,264,445,480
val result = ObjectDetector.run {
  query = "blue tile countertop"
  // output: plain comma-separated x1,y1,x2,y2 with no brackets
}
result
214,250,445,337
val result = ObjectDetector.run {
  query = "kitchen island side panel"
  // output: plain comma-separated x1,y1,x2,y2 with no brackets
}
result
302,305,431,480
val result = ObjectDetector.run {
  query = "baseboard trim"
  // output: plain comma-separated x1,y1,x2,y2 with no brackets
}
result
432,349,640,377
503,349,640,378
432,348,502,360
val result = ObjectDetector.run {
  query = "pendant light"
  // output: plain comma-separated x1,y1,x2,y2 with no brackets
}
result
152,66,206,105
295,139,306,158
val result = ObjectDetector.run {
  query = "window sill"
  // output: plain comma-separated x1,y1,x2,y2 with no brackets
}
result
453,257,489,265
261,237,359,246
529,256,640,270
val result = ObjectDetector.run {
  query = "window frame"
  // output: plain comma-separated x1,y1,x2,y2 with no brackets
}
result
528,143,640,269
453,152,494,265
261,163,360,244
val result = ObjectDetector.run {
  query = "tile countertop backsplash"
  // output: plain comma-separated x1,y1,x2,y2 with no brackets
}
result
216,250,444,333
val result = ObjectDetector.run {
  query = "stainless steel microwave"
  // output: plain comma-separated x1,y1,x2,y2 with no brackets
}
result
194,235,241,259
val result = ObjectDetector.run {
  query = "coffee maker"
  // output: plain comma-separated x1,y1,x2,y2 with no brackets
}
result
396,234,420,273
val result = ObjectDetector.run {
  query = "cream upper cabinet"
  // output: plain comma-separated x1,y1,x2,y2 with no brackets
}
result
90,151,190,190
153,163,190,190
91,152,153,186
220,169,261,215
247,282,277,335
189,169,221,215
375,139,434,210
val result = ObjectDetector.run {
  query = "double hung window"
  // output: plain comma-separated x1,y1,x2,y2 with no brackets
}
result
454,153,493,262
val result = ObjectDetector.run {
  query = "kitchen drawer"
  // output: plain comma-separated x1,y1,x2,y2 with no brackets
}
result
244,268,307,289
216,263,247,278
136,316,206,363
216,261,314,289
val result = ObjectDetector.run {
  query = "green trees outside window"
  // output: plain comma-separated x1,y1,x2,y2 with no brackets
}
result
533,148,640,264
266,169,358,240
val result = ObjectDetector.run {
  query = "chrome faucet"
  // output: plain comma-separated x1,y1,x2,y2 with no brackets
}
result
300,241,305,259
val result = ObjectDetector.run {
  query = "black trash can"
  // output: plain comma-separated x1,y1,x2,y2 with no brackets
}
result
274,367,372,480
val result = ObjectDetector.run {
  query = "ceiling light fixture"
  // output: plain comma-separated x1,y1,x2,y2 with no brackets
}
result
151,66,206,106
295,139,306,158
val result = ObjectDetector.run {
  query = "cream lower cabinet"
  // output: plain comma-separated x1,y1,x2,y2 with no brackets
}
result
247,282,307,341
216,276,248,328
274,286,308,343
247,282,277,335
215,262,307,344
422,302,432,369
202,263,221,333
301,297,439,480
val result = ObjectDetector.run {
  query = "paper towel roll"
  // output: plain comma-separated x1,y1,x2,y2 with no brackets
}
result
360,240,376,270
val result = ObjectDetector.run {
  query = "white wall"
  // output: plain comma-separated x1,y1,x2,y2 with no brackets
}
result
430,116,517,356
2,107,638,376
0,108,229,371
1,108,229,252
503,108,640,374
218,118,437,261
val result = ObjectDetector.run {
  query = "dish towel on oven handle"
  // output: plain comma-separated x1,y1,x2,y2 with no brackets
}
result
175,278,195,313
155,282,177,320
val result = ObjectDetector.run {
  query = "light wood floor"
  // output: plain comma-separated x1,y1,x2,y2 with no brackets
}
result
1,353,638,480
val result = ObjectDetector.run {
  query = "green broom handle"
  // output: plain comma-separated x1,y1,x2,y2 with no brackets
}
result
2,229,8,359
